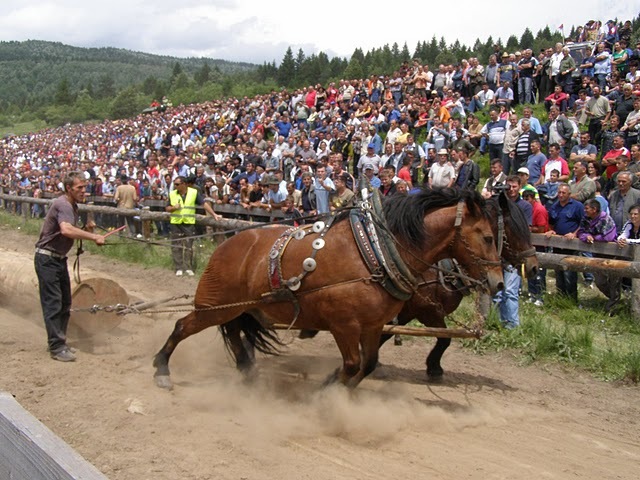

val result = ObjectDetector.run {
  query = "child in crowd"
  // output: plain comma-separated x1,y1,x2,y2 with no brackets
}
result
537,169,560,208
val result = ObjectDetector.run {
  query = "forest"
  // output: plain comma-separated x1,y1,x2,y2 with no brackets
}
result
0,18,638,134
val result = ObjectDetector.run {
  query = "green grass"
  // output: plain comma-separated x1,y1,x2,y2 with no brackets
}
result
0,120,49,137
0,209,219,275
457,286,640,383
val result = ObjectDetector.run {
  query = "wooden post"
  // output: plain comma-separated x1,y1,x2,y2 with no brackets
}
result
21,197,28,221
141,206,151,239
633,245,640,323
86,202,95,228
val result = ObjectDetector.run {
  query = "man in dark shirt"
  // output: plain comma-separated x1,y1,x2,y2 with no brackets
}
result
546,183,585,302
35,171,107,362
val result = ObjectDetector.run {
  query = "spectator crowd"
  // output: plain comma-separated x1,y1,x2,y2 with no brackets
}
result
1,17,639,316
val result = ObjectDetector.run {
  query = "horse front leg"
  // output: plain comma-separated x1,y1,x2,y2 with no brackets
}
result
418,312,451,381
426,337,451,381
324,327,362,388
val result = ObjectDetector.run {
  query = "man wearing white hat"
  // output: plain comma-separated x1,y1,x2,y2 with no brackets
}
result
428,149,456,188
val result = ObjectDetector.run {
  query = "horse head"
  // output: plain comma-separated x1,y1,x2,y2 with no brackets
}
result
494,191,539,279
383,188,504,295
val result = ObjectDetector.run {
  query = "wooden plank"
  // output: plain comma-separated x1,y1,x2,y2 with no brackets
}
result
531,233,633,259
0,391,107,480
536,252,640,278
271,324,481,339
0,193,285,223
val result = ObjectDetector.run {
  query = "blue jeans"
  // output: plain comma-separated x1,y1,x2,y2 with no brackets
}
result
519,77,534,104
467,98,484,113
479,136,488,154
488,143,503,162
494,265,521,329
501,152,513,176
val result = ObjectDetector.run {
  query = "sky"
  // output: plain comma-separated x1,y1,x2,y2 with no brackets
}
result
0,1,637,65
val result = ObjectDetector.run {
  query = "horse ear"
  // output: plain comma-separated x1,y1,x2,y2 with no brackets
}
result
498,190,509,211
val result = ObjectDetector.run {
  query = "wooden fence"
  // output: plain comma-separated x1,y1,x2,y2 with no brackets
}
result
2,193,639,319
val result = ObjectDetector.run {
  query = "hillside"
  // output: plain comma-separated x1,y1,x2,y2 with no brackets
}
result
0,40,257,106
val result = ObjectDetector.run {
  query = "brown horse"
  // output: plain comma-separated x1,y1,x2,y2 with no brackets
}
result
153,188,504,390
380,192,538,380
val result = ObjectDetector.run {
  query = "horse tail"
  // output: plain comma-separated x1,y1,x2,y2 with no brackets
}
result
219,313,284,356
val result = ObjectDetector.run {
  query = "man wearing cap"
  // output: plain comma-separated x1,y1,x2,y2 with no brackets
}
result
357,143,382,177
360,164,381,189
35,171,106,362
516,167,538,199
264,175,287,211
496,52,517,87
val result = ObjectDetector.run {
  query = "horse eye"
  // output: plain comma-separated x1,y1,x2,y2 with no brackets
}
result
484,235,494,245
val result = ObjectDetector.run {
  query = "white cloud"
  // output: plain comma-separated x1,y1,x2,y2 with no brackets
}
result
0,0,637,64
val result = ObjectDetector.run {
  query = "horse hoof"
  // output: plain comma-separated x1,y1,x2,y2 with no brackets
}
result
426,368,444,383
155,375,173,390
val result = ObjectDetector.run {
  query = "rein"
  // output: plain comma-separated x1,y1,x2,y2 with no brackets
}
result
369,199,499,291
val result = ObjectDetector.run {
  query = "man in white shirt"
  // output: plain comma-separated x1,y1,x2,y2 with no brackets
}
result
468,83,494,113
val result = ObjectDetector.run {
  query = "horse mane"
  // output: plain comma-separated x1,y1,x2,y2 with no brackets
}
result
382,187,487,248
487,192,531,246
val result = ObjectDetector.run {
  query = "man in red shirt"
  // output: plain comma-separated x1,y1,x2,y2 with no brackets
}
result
537,143,570,184
601,134,631,179
544,85,569,112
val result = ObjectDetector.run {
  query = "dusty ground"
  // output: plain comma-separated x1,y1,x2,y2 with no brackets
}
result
1,226,639,480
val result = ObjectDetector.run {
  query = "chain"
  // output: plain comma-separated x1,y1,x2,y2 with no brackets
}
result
71,299,263,316
411,281,484,337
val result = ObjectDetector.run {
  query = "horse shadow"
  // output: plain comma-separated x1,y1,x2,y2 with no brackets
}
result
370,362,516,391
255,352,516,399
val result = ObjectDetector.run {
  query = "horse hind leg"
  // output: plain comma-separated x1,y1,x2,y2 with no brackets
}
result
153,309,226,390
219,314,257,374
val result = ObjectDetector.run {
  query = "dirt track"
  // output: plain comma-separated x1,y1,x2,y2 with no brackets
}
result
1,228,639,480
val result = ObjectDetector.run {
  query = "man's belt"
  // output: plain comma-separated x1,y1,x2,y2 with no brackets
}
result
35,248,67,260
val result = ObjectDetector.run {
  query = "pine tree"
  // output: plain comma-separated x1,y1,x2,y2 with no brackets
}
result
400,42,411,64
278,47,296,87
506,35,519,53
194,63,211,86
54,77,73,105
520,28,535,50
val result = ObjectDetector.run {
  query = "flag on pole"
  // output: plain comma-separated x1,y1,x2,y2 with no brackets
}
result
558,24,564,30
